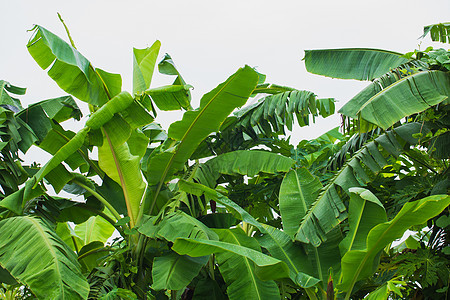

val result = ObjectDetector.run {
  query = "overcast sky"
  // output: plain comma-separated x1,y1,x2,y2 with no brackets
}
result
2,0,449,164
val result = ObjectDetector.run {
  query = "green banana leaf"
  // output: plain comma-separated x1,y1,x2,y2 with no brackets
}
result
339,194,450,295
55,222,83,252
357,70,450,130
27,25,121,105
233,88,334,138
295,122,427,247
74,215,115,245
0,80,25,110
97,129,146,227
172,235,290,281
195,150,295,187
213,228,281,300
152,252,208,291
339,188,387,255
33,126,89,184
0,216,89,299
303,48,408,81
145,84,193,111
421,22,450,43
338,60,425,119
133,41,161,94
138,211,218,242
256,224,317,288
279,168,322,238
146,65,258,185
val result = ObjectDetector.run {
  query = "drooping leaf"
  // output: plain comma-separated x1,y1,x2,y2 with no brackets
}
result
339,194,450,294
0,80,25,110
357,70,450,130
27,25,121,106
133,41,161,94
151,252,208,291
279,168,322,238
421,22,450,43
146,65,258,185
213,228,281,300
0,216,89,299
304,48,408,81
138,211,218,242
195,150,295,186
339,60,426,119
295,122,428,247
233,88,335,138
172,234,290,282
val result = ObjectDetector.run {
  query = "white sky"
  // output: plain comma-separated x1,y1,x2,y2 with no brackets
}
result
1,0,449,165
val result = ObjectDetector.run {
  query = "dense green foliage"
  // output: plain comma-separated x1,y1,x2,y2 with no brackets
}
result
0,20,449,300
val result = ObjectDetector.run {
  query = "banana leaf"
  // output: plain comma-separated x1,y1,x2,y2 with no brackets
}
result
152,252,208,291
339,188,386,255
357,70,450,129
213,228,281,300
279,168,322,238
74,215,115,244
256,224,317,288
0,216,89,299
421,22,450,43
133,41,161,94
0,80,25,110
339,194,450,295
304,48,408,81
27,25,121,106
295,123,428,247
195,150,295,187
146,65,258,185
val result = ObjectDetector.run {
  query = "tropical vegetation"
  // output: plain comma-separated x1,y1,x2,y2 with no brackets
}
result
0,19,449,299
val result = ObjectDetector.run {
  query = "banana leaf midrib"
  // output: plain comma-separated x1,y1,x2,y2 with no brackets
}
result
227,230,263,300
102,128,136,226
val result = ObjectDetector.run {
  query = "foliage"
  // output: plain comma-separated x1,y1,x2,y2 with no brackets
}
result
0,19,449,300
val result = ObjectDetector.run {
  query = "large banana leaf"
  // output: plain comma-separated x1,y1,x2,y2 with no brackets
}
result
0,216,89,299
195,150,295,187
151,252,208,291
304,49,408,81
279,168,322,238
138,211,218,242
357,70,450,129
339,194,450,295
339,188,386,255
256,224,317,288
146,66,258,185
213,228,280,300
133,41,161,94
233,88,334,138
172,236,289,281
339,60,426,119
295,122,427,246
98,129,146,227
27,25,121,105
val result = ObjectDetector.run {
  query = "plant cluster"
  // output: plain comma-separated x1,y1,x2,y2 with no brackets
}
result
0,20,449,299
